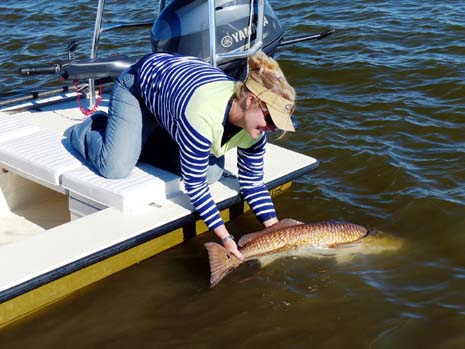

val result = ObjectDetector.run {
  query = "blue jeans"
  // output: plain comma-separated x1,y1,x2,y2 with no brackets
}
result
70,68,156,178
69,68,224,182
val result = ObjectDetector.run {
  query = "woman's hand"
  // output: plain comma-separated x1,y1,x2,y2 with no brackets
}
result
214,224,244,260
223,238,244,260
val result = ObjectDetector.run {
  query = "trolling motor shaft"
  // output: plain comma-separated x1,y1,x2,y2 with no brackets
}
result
19,64,61,76
18,56,134,80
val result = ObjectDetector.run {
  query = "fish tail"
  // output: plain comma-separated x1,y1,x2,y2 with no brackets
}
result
204,242,240,288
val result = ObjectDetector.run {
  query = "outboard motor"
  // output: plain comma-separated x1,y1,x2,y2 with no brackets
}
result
12,0,333,111
151,0,284,79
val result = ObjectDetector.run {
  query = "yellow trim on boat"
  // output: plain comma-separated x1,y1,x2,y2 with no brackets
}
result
0,228,184,328
0,182,292,329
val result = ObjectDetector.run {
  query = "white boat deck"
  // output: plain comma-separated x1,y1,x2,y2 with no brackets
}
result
0,96,181,231
0,95,318,326
0,95,317,240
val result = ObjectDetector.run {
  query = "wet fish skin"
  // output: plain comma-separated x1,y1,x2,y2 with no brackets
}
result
239,221,368,258
204,219,369,287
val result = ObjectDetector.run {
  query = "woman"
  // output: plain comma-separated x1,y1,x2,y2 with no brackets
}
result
70,51,296,260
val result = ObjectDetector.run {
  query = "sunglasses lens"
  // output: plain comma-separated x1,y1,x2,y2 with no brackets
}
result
266,114,274,127
258,100,274,127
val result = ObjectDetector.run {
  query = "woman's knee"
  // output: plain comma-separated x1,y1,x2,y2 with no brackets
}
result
98,160,133,179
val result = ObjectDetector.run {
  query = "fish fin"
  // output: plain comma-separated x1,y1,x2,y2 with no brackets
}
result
257,255,277,267
238,218,304,247
204,242,240,288
335,253,356,264
332,241,363,249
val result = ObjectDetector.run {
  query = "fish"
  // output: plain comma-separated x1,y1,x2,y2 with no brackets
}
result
204,218,371,287
327,227,404,263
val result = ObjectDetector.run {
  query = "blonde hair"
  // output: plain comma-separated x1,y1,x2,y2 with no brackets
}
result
234,51,296,105
234,51,296,137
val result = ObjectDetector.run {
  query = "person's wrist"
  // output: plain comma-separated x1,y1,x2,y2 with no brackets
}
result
263,217,278,228
221,235,235,245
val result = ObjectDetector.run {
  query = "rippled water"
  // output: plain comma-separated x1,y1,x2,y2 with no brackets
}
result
1,0,465,348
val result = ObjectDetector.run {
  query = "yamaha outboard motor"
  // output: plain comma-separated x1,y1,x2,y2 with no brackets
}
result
13,0,333,111
151,0,283,80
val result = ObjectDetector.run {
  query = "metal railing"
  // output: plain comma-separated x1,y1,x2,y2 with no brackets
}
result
88,0,106,107
88,0,167,107
88,0,265,104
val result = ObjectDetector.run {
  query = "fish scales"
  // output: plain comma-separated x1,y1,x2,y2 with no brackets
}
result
240,222,367,259
204,219,369,287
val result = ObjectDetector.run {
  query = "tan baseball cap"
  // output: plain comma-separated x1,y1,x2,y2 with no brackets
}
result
244,77,296,132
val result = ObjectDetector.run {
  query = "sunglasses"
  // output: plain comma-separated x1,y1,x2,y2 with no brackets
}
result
257,99,275,127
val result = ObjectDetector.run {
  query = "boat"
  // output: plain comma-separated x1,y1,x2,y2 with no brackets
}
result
0,0,332,328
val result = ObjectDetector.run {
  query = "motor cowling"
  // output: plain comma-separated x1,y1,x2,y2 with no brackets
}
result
151,0,284,80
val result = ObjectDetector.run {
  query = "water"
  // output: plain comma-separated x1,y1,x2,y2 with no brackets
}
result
1,0,465,347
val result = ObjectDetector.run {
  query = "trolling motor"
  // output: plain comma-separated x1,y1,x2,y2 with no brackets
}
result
18,41,134,80
15,40,134,115
17,0,334,88
10,0,334,112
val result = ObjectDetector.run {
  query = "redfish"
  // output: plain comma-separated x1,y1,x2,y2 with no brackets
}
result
204,218,370,287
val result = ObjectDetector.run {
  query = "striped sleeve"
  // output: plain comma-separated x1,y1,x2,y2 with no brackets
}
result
178,119,224,230
237,134,277,222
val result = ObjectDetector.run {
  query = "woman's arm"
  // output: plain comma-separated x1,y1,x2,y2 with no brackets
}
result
263,217,279,227
237,134,278,225
177,118,244,259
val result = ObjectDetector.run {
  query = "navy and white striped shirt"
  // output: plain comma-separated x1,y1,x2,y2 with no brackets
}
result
136,53,276,230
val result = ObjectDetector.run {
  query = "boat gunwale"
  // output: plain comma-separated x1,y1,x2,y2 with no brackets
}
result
0,159,318,304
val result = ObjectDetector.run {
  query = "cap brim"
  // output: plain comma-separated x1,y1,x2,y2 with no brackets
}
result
245,78,295,132
268,104,295,132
